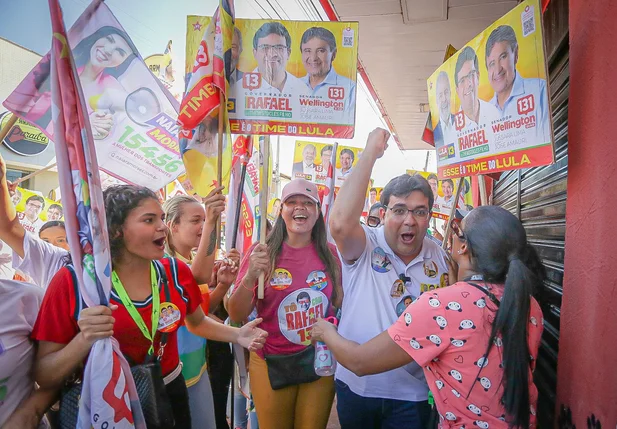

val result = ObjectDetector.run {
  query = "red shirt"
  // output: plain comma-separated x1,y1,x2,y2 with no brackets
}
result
235,241,341,358
388,282,543,428
32,258,202,376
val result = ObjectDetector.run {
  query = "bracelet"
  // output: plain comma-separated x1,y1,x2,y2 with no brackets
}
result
241,278,257,292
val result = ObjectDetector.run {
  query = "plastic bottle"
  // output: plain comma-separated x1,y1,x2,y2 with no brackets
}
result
314,316,338,376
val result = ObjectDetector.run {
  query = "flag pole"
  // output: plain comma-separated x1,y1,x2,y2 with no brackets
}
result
0,115,18,142
478,175,488,206
442,177,465,250
231,151,249,248
258,136,270,299
15,162,58,185
216,96,225,247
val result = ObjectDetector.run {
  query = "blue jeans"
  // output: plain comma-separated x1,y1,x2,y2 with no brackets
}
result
232,389,259,429
335,379,430,429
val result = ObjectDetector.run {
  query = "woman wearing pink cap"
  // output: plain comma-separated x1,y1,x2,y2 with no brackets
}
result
228,178,343,429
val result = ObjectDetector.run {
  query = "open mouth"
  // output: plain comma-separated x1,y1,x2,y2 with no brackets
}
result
293,214,308,224
153,237,166,249
400,232,415,245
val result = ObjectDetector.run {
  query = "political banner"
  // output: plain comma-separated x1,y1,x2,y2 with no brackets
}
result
13,186,63,234
363,186,383,216
144,40,183,102
291,140,362,189
186,17,359,139
3,1,184,190
407,170,473,220
427,0,554,179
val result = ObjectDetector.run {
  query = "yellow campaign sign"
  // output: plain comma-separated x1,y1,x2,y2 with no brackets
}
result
13,186,63,234
427,0,554,179
291,140,362,189
187,17,359,139
406,170,472,220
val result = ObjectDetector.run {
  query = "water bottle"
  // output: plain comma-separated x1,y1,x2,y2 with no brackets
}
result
314,316,338,376
314,341,336,376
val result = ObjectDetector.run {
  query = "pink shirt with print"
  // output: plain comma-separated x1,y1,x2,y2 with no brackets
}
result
235,242,341,359
388,281,543,428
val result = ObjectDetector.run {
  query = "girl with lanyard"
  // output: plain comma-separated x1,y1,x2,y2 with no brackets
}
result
31,185,267,428
227,179,343,429
163,191,240,429
312,206,545,428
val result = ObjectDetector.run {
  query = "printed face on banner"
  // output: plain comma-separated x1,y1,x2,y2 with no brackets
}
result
13,187,63,235
3,4,183,190
186,18,359,139
291,140,361,189
406,170,473,220
277,288,329,345
427,0,554,179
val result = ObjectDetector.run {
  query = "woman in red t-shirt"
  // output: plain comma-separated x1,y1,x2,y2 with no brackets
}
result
227,178,343,429
31,185,267,429
312,206,545,429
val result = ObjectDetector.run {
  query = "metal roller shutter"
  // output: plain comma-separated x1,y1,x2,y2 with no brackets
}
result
492,11,569,428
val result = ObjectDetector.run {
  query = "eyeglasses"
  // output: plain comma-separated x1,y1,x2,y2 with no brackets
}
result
457,69,478,87
367,215,381,228
257,44,288,53
27,202,43,210
384,205,431,221
450,218,465,240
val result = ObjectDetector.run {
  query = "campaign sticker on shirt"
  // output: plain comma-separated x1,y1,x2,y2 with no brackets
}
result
390,279,405,298
396,295,416,317
277,288,329,346
270,268,293,290
440,272,451,288
306,270,328,291
371,247,392,273
423,261,439,278
421,283,440,294
158,302,182,333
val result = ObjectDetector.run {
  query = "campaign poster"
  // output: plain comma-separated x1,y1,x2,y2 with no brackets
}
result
427,0,554,179
277,288,329,346
3,2,184,190
12,186,63,234
291,140,362,189
407,170,473,220
363,186,383,217
186,17,359,139
334,145,363,188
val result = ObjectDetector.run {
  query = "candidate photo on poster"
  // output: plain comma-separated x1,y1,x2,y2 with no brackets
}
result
485,25,550,142
334,147,357,187
292,143,317,180
299,27,356,124
433,71,456,150
454,46,500,134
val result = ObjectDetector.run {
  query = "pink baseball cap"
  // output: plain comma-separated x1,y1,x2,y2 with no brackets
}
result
281,179,319,204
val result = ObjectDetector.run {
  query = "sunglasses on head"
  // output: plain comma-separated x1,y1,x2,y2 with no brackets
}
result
450,218,465,239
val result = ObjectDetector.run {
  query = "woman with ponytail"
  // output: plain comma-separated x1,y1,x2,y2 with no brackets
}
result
312,205,544,428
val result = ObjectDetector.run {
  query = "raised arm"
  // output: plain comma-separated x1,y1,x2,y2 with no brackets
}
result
191,186,226,284
0,153,26,257
329,128,390,262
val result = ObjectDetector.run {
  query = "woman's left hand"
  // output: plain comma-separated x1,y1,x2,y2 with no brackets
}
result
310,318,337,343
237,318,268,351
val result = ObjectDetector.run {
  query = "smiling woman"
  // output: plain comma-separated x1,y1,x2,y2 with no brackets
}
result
31,185,268,428
227,178,343,429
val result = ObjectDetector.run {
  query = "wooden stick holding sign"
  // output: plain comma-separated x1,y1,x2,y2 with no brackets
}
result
441,177,465,250
0,115,18,142
257,136,271,300
15,163,58,185
216,101,225,247
479,175,488,206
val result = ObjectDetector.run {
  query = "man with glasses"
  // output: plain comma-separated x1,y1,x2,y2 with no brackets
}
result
242,22,303,94
329,128,449,429
454,46,499,136
366,203,384,228
17,195,45,234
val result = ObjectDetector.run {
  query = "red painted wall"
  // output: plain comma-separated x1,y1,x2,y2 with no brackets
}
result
557,0,617,426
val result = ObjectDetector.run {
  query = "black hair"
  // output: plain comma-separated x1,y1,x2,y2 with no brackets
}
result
340,148,355,163
296,291,311,303
454,46,479,86
300,27,337,53
48,203,63,214
369,187,377,193
462,206,545,428
26,195,45,209
369,202,383,216
485,25,518,67
103,185,159,261
252,22,292,51
39,220,65,235
321,145,333,156
442,178,454,188
380,174,434,210
73,26,138,78
427,173,439,182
